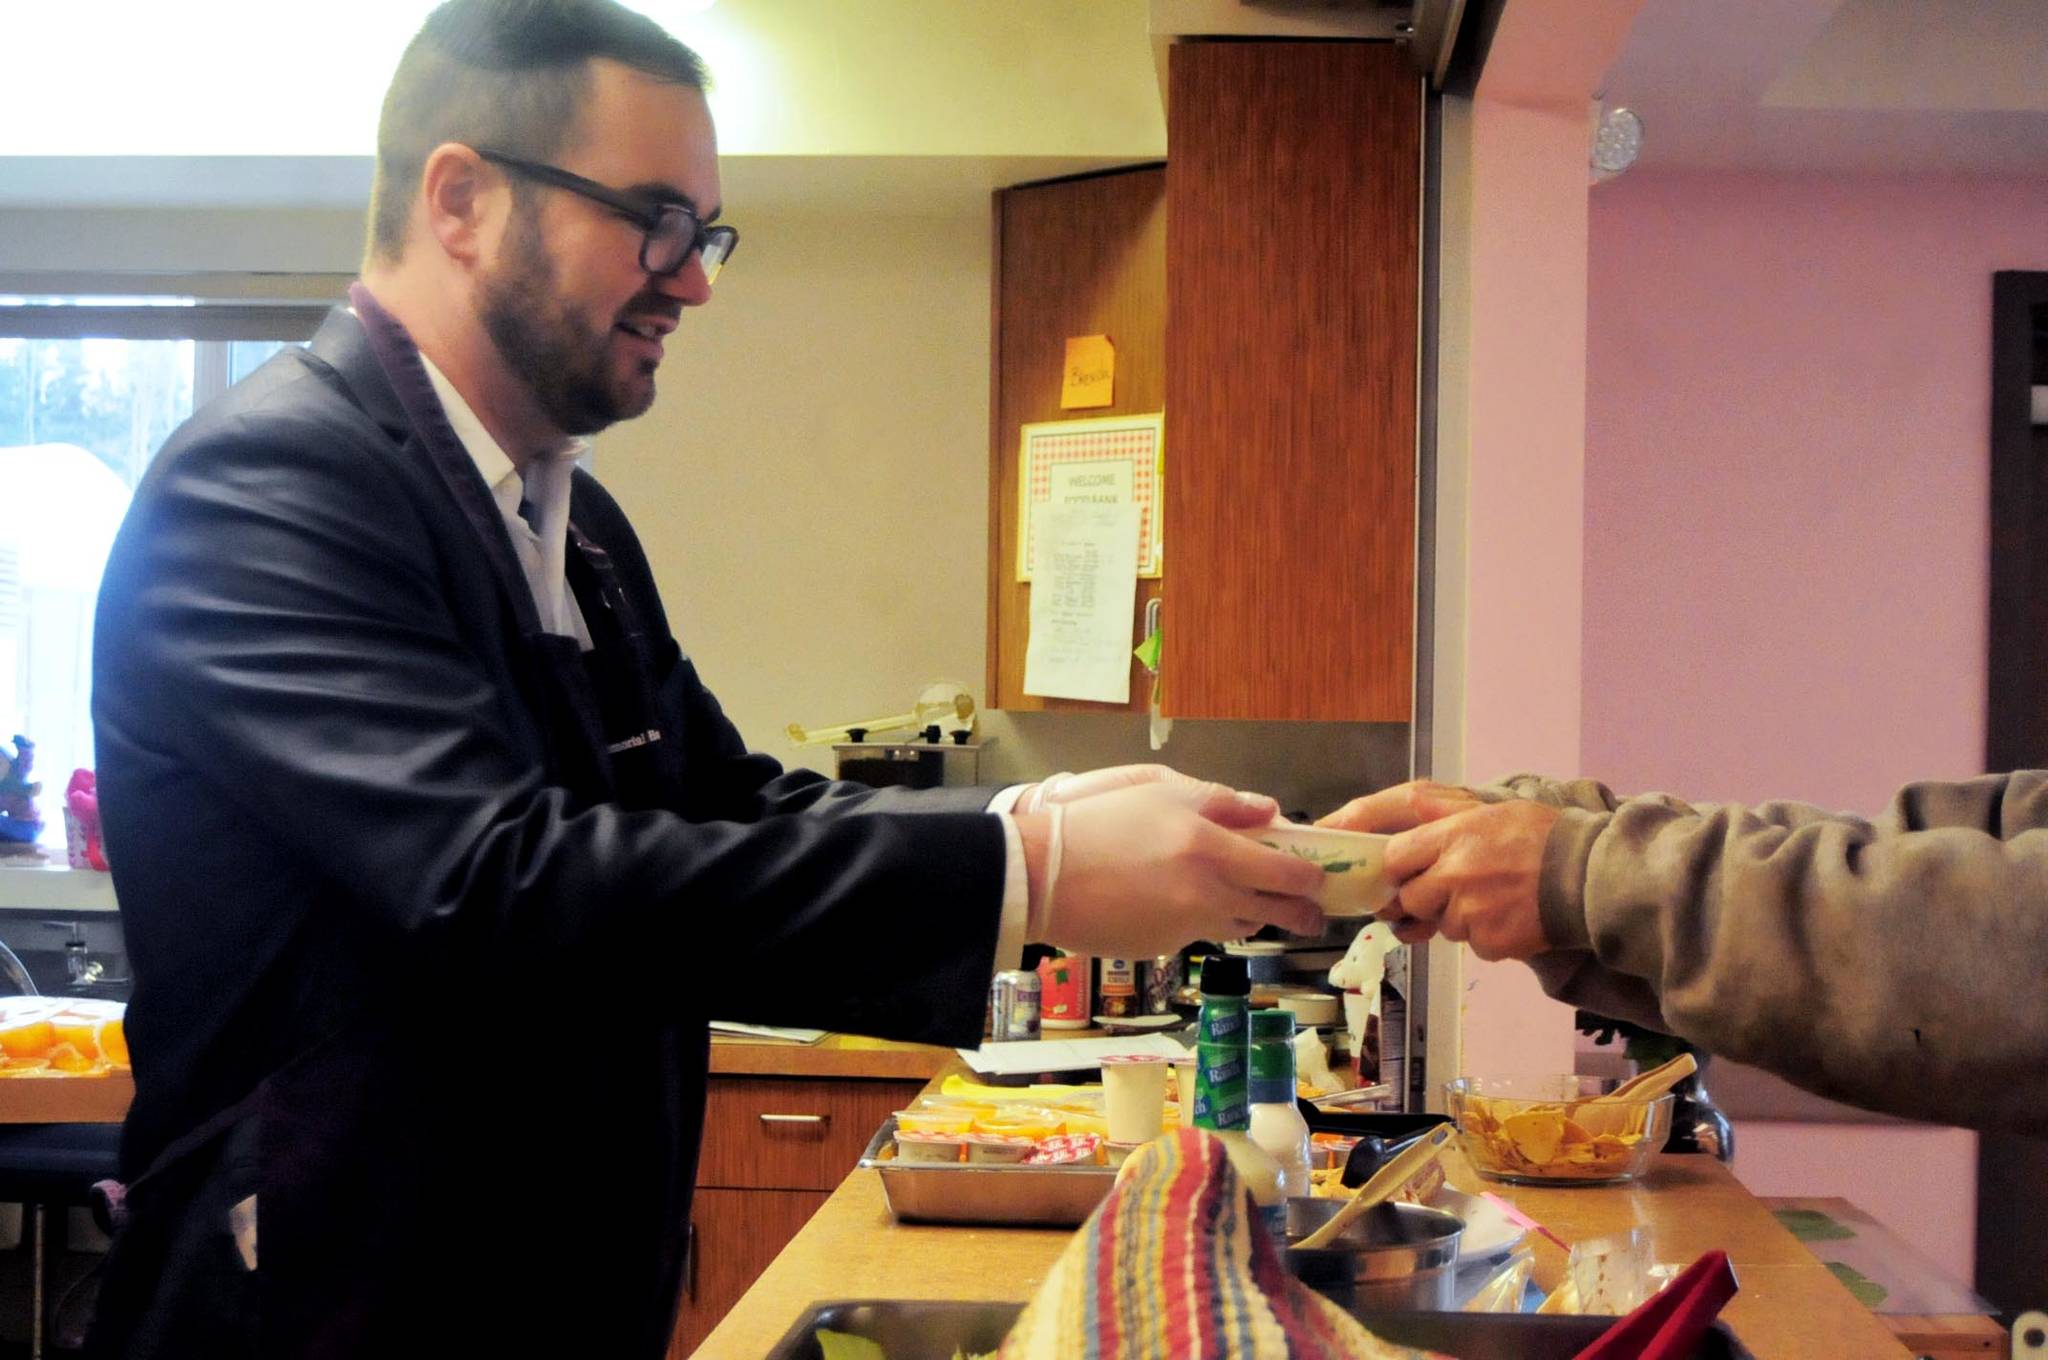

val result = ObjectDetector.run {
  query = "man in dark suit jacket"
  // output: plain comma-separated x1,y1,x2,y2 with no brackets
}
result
86,3,1324,1355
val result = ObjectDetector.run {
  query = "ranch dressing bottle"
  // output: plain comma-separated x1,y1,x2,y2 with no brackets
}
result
1246,1009,1313,1201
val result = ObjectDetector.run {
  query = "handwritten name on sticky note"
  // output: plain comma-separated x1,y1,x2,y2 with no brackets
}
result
1060,335,1115,410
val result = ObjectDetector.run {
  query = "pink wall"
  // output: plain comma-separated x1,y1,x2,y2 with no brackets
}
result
1456,98,1595,1081
1585,172,2048,805
1583,168,2048,1286
1730,1121,1982,1292
1453,0,1647,1083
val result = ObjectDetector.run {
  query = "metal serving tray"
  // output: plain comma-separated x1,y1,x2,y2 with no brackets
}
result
764,1301,1757,1360
856,1118,1116,1227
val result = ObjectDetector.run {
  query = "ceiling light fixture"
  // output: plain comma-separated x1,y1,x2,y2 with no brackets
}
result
1590,104,1644,184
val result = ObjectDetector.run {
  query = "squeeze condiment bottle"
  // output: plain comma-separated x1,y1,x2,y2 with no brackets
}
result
1194,954,1249,1131
1188,954,1287,1216
1247,1008,1312,1200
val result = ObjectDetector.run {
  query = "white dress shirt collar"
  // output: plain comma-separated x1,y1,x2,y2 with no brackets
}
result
416,352,592,647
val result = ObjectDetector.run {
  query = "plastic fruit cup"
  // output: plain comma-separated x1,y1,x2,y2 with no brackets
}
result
893,1132,965,1163
1099,1055,1169,1145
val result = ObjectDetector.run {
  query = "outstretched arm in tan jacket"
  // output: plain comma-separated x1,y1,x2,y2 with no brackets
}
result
1322,773,2048,1132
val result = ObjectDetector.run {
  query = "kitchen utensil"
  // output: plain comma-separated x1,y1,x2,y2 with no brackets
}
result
1293,1122,1452,1249
1339,1128,1430,1188
1568,1249,1739,1360
1601,1052,1698,1104
1574,1056,1694,1139
1282,1198,1465,1312
1309,1082,1396,1110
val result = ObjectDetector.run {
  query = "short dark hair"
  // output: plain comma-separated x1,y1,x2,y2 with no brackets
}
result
366,0,708,264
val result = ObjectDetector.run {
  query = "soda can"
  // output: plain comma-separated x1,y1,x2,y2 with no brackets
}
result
989,969,1041,1041
1146,953,1184,1013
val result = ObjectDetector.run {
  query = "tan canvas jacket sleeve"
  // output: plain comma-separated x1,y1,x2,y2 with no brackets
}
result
1481,772,2048,1132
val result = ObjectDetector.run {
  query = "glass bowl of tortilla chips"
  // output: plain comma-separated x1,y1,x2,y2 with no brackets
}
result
1444,1076,1671,1186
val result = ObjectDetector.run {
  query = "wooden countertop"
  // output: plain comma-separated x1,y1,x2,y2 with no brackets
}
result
0,1072,131,1123
0,1032,944,1125
694,1133,1911,1359
708,1034,954,1081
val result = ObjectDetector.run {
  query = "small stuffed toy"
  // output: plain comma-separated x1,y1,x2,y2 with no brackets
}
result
65,768,107,871
1329,922,1400,1084
0,736,44,851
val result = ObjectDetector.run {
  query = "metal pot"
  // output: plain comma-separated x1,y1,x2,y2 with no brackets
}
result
1281,1198,1463,1313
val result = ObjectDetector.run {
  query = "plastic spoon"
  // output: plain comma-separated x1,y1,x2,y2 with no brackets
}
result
1597,1052,1697,1105
1291,1123,1453,1251
1575,1053,1698,1138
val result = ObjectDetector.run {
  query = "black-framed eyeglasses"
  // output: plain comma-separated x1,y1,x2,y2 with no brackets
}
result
476,148,738,284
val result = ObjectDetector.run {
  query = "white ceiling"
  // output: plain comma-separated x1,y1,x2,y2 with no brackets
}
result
10,0,2040,218
0,0,1166,215
1600,0,2048,174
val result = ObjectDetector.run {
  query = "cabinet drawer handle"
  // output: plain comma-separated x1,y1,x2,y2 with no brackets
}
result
757,1113,828,1125
684,1222,697,1302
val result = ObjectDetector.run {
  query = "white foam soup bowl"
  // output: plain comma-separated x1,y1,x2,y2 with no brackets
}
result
1240,823,1395,918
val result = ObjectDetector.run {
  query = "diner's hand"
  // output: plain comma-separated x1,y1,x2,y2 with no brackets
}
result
1315,778,1484,834
1015,782,1326,958
1376,800,1560,960
1013,763,1203,814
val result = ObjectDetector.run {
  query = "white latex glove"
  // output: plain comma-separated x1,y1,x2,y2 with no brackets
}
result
1012,764,1202,815
1018,781,1325,958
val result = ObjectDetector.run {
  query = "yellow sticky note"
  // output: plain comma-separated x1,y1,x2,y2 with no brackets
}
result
1060,335,1115,410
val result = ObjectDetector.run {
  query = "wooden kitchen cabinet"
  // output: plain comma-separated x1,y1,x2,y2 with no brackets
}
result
985,42,1420,721
670,1074,924,1357
1163,41,1420,721
986,164,1166,714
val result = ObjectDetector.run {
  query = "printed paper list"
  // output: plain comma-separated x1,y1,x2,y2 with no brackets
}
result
1023,502,1139,704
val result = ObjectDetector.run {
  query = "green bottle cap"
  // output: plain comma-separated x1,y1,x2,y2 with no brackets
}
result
1250,1008,1296,1041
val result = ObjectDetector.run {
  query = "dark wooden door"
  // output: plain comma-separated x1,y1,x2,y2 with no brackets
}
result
1979,268,2048,1323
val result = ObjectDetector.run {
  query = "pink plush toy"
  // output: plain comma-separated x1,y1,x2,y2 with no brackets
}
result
64,768,107,872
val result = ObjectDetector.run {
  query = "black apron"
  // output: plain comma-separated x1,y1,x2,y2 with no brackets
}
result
87,286,696,1359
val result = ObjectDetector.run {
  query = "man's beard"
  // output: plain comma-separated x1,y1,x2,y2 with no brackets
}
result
477,202,657,437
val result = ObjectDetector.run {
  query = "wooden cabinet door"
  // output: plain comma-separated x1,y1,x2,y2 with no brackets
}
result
695,1076,925,1191
1163,41,1421,721
672,1075,926,1354
670,1187,829,1358
987,165,1166,713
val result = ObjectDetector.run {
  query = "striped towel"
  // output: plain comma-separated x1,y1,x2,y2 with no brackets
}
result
999,1129,1443,1359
